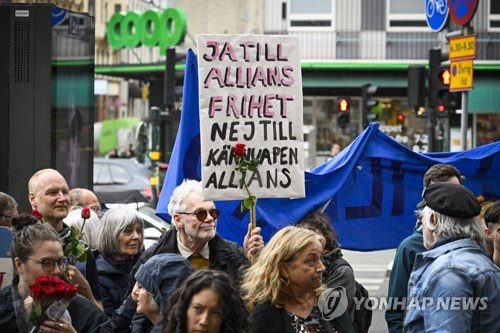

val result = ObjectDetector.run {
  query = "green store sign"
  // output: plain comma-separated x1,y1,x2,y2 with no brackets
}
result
106,8,187,55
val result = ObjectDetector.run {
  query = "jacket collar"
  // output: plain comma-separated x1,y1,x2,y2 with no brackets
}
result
158,228,236,264
421,238,480,260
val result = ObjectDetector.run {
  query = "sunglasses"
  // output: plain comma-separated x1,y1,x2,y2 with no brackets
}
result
27,257,69,273
178,208,220,221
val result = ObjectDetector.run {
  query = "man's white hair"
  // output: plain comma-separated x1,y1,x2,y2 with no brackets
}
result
167,180,204,229
421,206,484,245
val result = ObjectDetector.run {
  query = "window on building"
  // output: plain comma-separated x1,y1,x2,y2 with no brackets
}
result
289,0,334,30
387,0,427,31
115,4,122,13
490,1,500,30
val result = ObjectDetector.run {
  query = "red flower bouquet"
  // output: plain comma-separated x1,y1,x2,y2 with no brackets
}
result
64,207,91,265
28,275,77,331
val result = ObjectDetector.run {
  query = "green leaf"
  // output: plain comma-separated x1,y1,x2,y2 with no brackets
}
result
76,242,86,256
243,198,253,210
248,165,257,172
70,226,79,238
78,251,88,262
240,202,248,213
251,159,260,166
64,242,76,257
29,300,42,324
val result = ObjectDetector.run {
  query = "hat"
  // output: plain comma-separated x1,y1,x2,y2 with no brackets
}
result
135,253,194,312
422,183,480,219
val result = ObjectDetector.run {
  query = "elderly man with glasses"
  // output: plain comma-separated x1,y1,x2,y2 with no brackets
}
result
132,179,263,282
113,179,264,332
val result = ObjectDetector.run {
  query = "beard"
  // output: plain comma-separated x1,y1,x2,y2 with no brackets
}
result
422,227,435,249
186,225,216,243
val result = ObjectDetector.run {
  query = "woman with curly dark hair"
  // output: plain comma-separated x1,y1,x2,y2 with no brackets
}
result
163,270,248,333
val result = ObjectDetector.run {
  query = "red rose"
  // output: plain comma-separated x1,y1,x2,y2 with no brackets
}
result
31,209,43,220
29,275,77,302
64,283,77,299
54,283,67,298
42,285,56,295
233,143,246,157
81,207,91,219
29,284,43,300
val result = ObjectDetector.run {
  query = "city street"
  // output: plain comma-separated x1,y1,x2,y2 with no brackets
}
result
343,249,396,333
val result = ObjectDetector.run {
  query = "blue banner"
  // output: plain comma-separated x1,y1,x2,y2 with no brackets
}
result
157,50,500,251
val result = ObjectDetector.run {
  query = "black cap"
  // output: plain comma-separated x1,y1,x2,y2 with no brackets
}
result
422,183,481,219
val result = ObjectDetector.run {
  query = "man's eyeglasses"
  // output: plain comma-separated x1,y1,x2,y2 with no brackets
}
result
178,209,220,221
27,257,69,273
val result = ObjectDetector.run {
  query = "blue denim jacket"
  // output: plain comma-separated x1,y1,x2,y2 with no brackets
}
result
404,238,500,333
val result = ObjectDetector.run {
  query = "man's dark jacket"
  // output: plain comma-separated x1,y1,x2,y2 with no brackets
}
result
112,228,248,332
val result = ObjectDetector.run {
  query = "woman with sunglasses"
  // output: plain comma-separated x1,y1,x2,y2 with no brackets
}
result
0,222,111,332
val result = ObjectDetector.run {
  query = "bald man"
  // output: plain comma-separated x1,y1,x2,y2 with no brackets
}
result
69,188,102,218
28,169,102,308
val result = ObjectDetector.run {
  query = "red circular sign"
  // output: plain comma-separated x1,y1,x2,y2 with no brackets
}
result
447,0,479,26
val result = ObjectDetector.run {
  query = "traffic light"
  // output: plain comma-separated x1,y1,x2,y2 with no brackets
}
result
148,106,161,161
165,48,186,110
428,49,461,112
337,97,350,129
337,97,350,112
396,112,405,124
408,66,426,117
362,83,379,128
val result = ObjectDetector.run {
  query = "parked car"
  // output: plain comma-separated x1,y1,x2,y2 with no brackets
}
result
93,157,152,201
104,202,171,249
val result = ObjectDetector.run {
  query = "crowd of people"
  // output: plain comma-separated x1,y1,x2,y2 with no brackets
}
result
0,163,499,333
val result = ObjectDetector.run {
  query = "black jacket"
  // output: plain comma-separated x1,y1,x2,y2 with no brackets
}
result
127,228,248,291
322,248,357,320
0,276,111,333
112,228,248,332
249,301,355,333
96,253,137,317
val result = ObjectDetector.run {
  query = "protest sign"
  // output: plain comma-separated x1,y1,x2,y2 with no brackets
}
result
197,34,305,201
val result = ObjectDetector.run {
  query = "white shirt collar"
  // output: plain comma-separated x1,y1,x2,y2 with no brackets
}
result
176,233,210,259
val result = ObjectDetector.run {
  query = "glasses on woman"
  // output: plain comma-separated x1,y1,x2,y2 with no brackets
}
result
178,208,220,221
27,257,69,273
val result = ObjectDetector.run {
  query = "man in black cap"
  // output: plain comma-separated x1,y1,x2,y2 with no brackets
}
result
385,164,462,333
404,183,500,332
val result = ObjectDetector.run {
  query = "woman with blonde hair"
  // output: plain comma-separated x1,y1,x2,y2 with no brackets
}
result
243,226,354,333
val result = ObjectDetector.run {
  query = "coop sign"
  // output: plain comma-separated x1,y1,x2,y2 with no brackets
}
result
106,8,187,55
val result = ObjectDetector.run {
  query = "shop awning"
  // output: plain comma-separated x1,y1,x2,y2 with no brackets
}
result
95,62,500,114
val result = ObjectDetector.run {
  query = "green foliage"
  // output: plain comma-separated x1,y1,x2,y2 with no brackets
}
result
29,300,42,326
64,226,89,264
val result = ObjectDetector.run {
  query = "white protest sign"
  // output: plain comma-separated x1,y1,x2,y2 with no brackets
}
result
197,34,305,201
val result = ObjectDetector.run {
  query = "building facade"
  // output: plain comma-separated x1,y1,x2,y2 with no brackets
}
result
93,1,499,167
